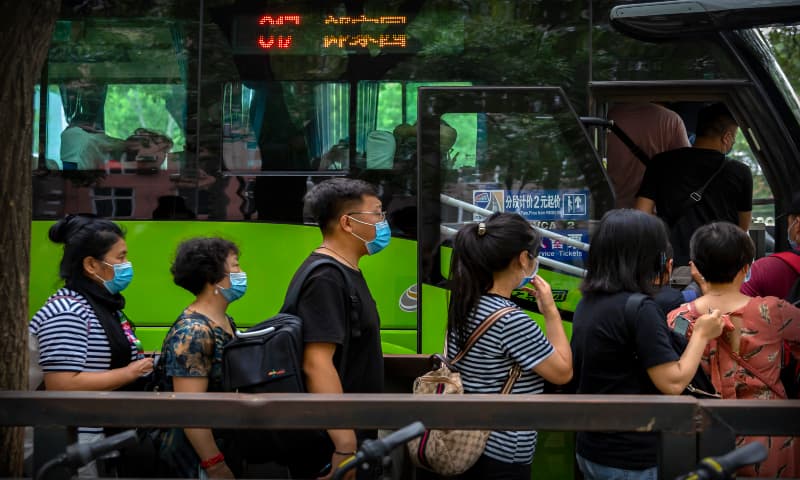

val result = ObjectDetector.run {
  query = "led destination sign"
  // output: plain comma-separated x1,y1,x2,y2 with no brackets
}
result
234,11,463,55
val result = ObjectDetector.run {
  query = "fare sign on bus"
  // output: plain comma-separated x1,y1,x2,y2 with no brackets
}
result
472,189,590,221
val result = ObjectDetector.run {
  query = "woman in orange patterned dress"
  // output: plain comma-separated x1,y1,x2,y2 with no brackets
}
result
666,222,800,478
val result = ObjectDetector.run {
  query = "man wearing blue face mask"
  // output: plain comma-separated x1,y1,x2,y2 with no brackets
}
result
742,193,800,302
283,178,386,480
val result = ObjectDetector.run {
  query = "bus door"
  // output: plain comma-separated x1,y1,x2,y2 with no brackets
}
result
416,86,614,354
606,0,800,251
415,86,613,480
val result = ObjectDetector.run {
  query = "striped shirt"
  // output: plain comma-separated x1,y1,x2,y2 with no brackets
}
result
446,294,555,464
29,288,137,434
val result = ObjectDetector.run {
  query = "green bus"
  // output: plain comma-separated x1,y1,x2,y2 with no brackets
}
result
28,0,800,476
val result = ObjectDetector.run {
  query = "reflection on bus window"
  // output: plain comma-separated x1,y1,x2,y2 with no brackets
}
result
222,82,349,172
32,85,68,170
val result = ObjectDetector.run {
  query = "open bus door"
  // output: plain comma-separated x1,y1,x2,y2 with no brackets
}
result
415,86,613,479
415,86,614,347
603,0,800,252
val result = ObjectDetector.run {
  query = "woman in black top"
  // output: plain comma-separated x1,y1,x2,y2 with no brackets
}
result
571,209,724,480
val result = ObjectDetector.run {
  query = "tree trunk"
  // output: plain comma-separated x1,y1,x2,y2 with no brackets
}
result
0,1,60,476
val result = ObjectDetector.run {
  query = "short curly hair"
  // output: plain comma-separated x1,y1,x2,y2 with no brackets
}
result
171,237,239,295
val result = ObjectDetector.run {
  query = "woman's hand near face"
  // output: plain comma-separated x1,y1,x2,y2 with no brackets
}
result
525,275,557,314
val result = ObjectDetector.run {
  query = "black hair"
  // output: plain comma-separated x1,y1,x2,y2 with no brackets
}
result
49,214,125,283
447,212,541,349
171,238,240,295
581,209,669,296
696,103,737,138
689,222,754,283
304,178,379,233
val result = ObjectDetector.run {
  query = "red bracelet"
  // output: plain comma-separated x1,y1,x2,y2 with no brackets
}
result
200,452,225,469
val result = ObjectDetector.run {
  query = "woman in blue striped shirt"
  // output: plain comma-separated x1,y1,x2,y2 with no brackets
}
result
29,214,153,476
446,212,573,479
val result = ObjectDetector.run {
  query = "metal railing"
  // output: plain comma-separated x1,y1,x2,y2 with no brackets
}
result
2,374,798,480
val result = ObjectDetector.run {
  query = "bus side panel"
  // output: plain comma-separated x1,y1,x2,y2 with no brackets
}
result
30,221,418,351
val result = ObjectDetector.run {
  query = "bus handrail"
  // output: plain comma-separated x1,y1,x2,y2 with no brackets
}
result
440,225,587,277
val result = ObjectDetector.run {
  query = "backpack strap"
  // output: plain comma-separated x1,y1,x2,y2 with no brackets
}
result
280,257,361,378
771,251,800,275
624,293,648,332
608,122,651,166
624,293,649,360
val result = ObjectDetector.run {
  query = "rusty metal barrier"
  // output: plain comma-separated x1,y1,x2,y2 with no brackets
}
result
1,355,798,479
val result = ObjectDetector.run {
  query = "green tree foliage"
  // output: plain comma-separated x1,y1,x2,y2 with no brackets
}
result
105,85,186,152
766,26,800,95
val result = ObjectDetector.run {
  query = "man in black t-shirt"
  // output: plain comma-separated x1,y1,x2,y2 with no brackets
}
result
636,103,753,266
286,178,388,479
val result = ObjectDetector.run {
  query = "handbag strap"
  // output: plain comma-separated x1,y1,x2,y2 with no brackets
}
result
685,302,784,398
716,340,785,398
451,306,517,365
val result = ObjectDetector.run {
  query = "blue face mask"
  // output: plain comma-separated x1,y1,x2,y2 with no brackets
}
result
218,272,247,303
744,265,752,283
516,257,539,290
350,218,391,255
98,261,134,294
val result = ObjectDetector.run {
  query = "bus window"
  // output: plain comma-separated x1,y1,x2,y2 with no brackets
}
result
104,84,186,156
418,87,612,323
32,85,68,170
222,81,349,173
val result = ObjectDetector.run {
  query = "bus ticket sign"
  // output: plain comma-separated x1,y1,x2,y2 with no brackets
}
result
473,189,589,221
539,230,588,263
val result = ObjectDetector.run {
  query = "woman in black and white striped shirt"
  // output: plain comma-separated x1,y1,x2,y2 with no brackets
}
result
29,214,153,476
446,212,573,480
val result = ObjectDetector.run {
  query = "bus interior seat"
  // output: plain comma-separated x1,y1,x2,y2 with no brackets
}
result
366,130,396,169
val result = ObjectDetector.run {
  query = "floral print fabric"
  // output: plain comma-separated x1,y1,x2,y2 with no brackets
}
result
668,296,800,478
158,312,233,478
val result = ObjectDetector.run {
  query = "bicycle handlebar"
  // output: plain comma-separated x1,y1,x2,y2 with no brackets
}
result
332,421,425,480
676,442,768,480
35,429,139,480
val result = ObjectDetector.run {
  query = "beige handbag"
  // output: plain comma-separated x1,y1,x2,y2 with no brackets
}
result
407,306,521,476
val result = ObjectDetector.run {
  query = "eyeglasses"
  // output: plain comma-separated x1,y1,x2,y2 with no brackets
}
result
347,211,386,222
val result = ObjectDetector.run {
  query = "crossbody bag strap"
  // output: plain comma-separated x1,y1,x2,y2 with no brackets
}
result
717,340,785,398
666,158,728,227
688,157,728,203
451,306,517,364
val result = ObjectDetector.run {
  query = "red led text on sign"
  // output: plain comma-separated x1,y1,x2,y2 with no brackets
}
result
257,14,300,50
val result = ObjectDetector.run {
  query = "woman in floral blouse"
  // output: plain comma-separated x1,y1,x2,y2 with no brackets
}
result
159,238,247,479
668,222,800,478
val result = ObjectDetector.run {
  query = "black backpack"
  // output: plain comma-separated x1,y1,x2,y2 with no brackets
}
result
220,257,361,464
